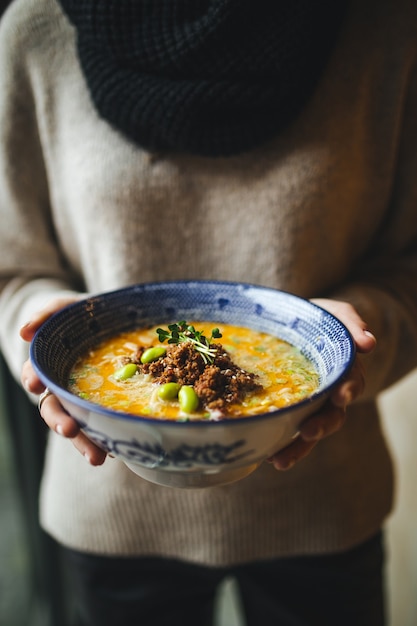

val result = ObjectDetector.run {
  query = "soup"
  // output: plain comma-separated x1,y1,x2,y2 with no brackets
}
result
68,321,319,420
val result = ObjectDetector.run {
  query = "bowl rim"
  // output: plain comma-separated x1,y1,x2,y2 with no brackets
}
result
30,279,356,428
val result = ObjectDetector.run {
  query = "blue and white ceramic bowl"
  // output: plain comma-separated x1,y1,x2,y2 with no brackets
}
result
30,281,355,488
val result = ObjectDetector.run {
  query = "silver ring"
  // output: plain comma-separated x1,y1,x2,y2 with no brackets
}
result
38,387,53,411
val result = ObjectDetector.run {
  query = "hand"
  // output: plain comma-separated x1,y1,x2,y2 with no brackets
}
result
268,299,376,471
20,296,107,466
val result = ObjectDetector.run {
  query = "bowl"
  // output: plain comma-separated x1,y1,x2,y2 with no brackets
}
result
30,280,355,488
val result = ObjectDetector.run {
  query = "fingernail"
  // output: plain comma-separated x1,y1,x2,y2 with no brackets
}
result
23,378,30,393
275,457,296,471
83,452,92,464
364,330,376,341
55,424,63,436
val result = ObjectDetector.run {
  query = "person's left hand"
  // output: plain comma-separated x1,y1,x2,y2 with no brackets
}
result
268,298,376,471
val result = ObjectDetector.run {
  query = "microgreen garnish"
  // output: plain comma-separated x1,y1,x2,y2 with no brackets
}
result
156,321,222,364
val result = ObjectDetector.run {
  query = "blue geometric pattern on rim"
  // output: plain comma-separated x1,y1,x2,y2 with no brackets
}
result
30,280,355,432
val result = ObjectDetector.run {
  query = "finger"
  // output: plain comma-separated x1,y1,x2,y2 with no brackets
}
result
268,437,317,471
311,299,376,353
330,358,365,408
269,403,346,470
40,393,107,466
39,392,80,437
351,327,376,354
67,430,108,466
299,403,346,441
21,359,45,395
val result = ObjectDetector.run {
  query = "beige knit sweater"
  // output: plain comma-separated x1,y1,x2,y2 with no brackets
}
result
1,0,417,564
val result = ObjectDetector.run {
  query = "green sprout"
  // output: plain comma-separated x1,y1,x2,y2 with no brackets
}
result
156,321,222,364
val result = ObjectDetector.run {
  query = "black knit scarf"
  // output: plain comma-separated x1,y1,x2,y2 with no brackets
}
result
58,0,349,157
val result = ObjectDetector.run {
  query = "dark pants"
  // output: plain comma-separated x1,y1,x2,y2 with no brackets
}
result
62,532,385,626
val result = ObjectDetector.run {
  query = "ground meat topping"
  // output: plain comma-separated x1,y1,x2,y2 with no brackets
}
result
130,340,262,414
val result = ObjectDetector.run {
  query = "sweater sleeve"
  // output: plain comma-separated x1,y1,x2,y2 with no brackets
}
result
0,2,81,380
330,57,417,400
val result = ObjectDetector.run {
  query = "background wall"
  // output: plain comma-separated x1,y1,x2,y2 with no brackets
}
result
379,370,417,626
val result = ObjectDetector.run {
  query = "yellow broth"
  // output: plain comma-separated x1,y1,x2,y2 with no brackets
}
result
68,322,320,420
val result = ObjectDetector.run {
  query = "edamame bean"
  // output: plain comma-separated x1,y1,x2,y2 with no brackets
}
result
140,346,166,364
114,363,137,380
178,385,199,413
157,382,181,401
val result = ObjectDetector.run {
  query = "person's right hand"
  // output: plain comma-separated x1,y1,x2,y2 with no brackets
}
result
20,296,108,466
